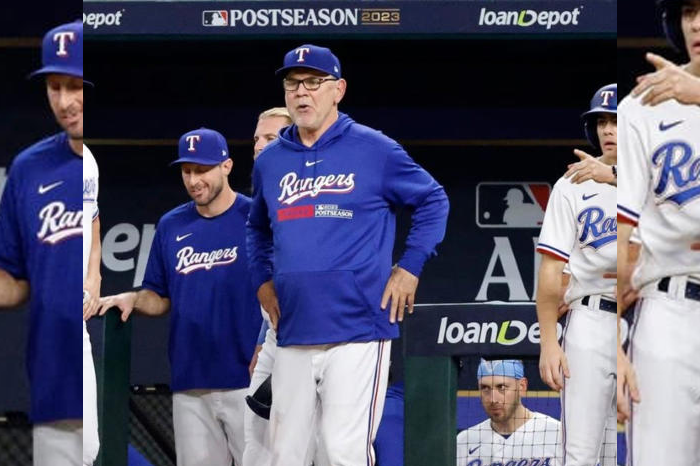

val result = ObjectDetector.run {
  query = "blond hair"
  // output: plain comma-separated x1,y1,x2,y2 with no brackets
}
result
258,107,292,124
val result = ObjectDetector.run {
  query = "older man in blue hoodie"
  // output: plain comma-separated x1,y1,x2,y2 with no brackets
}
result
247,44,449,465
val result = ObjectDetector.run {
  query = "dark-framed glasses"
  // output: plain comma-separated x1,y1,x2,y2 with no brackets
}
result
283,77,338,91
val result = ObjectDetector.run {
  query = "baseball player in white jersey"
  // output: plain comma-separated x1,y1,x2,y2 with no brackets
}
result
245,107,306,466
456,360,562,466
536,84,618,465
617,1,700,463
245,108,333,466
83,144,101,465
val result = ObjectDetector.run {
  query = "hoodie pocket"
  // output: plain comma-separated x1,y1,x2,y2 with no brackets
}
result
274,270,373,344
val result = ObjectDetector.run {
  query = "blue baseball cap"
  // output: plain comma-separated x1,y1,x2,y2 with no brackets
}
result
477,359,525,381
276,44,341,79
171,128,230,166
29,21,92,85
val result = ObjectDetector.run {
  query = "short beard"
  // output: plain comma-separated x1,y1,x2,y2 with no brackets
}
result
66,129,83,141
499,397,520,424
193,179,224,207
59,119,82,141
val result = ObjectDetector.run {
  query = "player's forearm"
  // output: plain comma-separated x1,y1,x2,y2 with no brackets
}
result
536,260,564,344
134,289,170,316
86,217,102,285
617,223,633,317
0,268,29,308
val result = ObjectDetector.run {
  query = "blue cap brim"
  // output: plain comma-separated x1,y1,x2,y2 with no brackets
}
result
28,67,93,86
275,64,340,79
581,108,616,119
169,157,223,167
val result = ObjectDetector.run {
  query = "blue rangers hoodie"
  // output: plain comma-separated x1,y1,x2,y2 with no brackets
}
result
247,113,449,346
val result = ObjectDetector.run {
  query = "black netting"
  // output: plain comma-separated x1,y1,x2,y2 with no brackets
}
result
0,412,32,466
130,385,175,466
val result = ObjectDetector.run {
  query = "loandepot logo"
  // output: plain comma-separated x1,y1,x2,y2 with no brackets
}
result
83,10,125,30
437,317,562,345
478,6,582,30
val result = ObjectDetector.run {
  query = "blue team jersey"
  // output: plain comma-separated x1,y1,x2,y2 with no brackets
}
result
247,113,449,346
142,195,262,392
0,133,82,423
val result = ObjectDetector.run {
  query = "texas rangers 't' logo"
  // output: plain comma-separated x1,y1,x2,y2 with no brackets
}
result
295,47,311,62
600,90,615,107
577,207,616,249
652,141,700,206
54,31,75,57
186,135,201,152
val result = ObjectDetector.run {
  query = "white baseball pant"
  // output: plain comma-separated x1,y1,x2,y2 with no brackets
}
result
83,321,99,465
33,420,82,466
561,297,616,466
267,340,390,466
173,388,247,466
626,276,700,465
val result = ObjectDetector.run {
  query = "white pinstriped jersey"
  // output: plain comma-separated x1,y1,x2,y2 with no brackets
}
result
456,412,562,466
83,144,98,283
536,174,616,304
617,93,700,288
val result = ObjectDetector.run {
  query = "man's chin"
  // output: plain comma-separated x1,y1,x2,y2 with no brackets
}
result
603,147,617,158
487,411,504,421
191,195,213,207
64,127,83,140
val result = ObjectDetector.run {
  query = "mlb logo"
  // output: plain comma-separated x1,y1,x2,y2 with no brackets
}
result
202,10,228,27
476,182,550,228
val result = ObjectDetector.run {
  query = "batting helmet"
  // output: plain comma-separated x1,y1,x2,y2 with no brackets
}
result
658,0,685,54
28,21,92,85
581,84,617,151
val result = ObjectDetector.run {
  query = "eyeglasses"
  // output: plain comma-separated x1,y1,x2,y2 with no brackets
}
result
283,77,338,91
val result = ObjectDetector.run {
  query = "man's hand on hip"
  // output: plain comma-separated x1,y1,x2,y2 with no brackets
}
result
381,266,419,323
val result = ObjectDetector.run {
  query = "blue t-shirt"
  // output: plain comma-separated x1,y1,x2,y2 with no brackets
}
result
0,133,82,423
142,195,262,392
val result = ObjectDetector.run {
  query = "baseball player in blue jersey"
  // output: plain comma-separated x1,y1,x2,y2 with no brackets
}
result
247,44,449,465
0,21,86,466
98,128,262,466
617,0,700,463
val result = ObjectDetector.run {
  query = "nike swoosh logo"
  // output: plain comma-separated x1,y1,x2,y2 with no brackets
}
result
582,193,598,201
659,120,683,131
469,445,480,454
38,181,63,194
305,160,323,167
176,233,193,242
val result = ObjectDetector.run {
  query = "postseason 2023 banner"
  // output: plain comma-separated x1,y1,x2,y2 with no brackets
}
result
82,0,616,37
